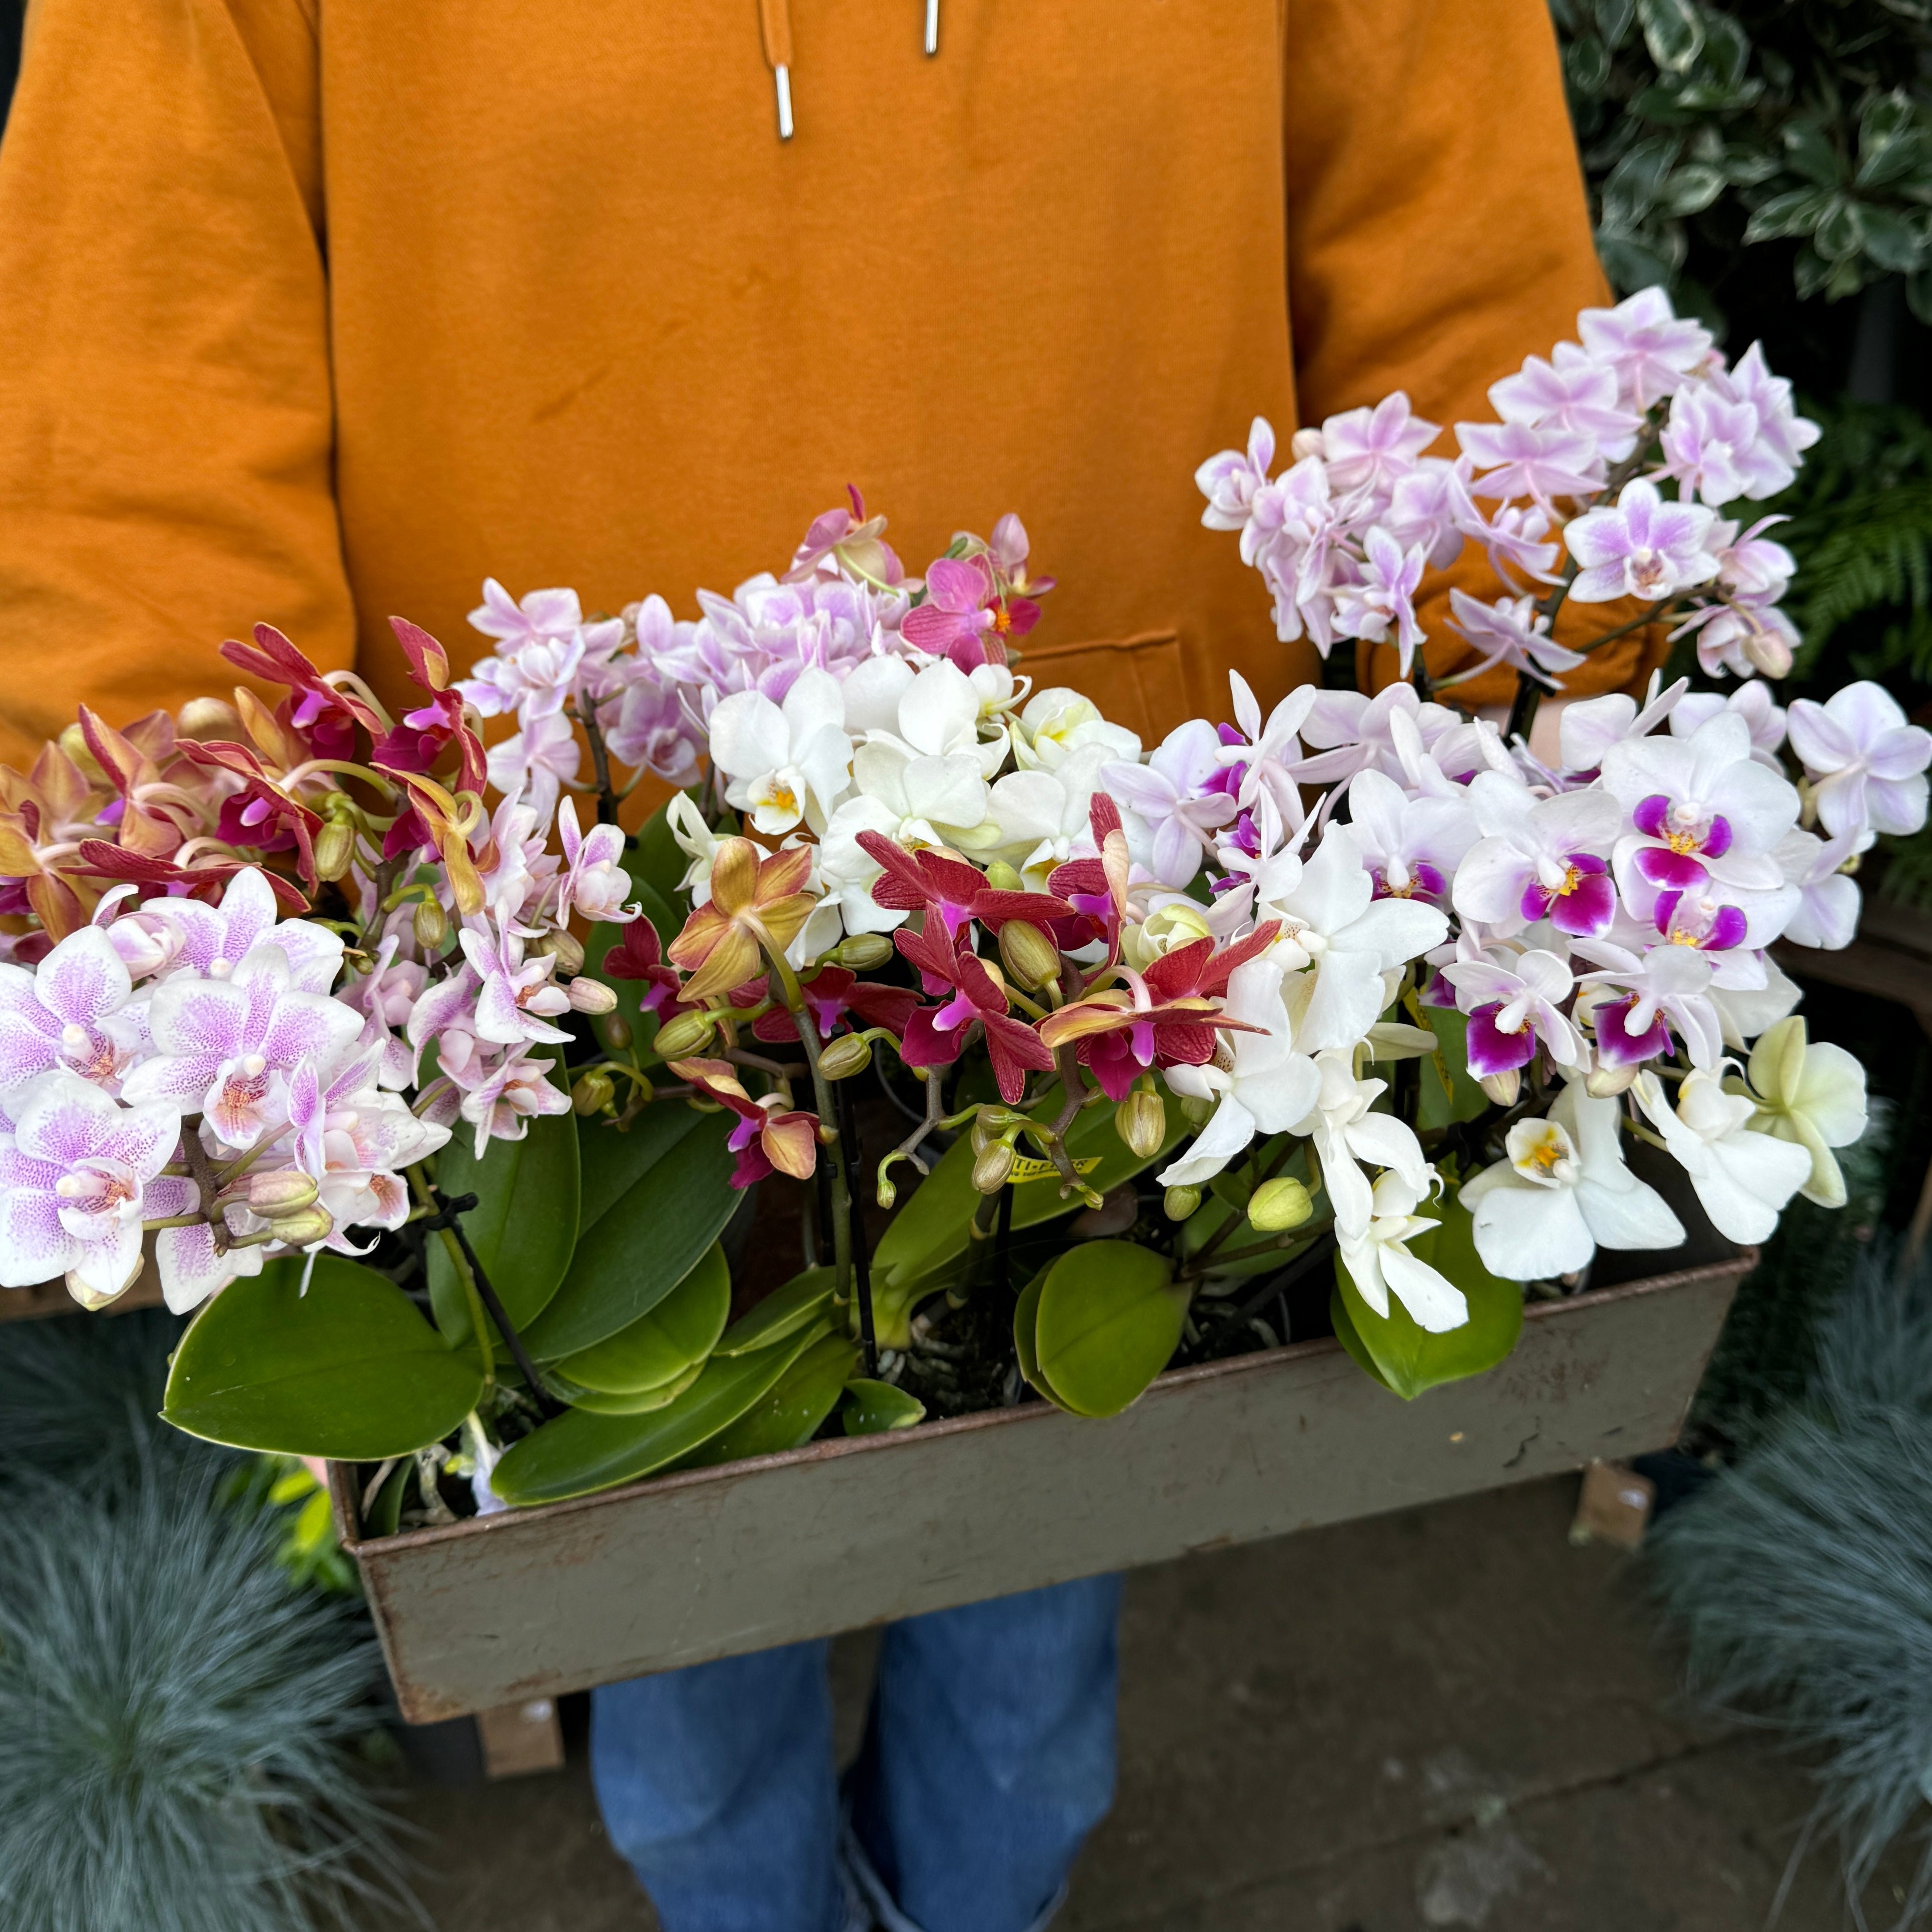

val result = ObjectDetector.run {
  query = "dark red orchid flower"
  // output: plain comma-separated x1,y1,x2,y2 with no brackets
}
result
371,619,487,798
176,740,324,886
894,918,1053,1103
855,832,1073,941
220,623,382,764
600,920,686,1017
74,841,310,914
750,966,922,1046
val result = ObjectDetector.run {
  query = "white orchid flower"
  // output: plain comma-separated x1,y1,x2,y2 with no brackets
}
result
1260,829,1448,1054
1773,827,1863,952
871,658,1009,780
708,666,854,835
1157,958,1321,1188
666,791,726,907
1013,686,1139,772
1728,1015,1867,1209
987,742,1112,888
1711,958,1802,1053
1633,1068,1811,1244
1337,1168,1469,1334
1460,1080,1684,1280
1556,672,1687,777
1344,767,1478,906
1290,1047,1434,1241
1453,776,1624,939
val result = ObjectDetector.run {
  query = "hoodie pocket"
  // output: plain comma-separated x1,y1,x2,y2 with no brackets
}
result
1013,629,1184,751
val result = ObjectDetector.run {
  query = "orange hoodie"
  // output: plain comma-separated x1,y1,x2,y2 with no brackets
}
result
0,0,1630,774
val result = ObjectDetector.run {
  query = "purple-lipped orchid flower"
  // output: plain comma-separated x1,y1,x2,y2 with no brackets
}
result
1454,779,1624,939
1574,940,1725,1070
1786,681,1932,842
0,1071,183,1305
142,866,345,993
0,924,144,1096
1441,944,1584,1077
1649,889,1750,956
1343,769,1478,907
1219,671,1315,832
1106,720,1240,890
1564,477,1722,605
1576,288,1715,411
556,797,640,926
457,917,573,1050
1603,709,1799,900
121,943,366,1146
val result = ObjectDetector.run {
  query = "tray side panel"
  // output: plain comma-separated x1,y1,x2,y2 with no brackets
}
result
362,1266,1741,1720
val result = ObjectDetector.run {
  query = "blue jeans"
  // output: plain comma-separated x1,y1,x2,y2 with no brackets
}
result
590,1575,1125,1932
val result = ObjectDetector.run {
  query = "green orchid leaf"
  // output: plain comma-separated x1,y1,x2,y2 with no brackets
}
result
1331,1195,1523,1401
1415,1005,1489,1131
1013,1263,1051,1400
524,1106,738,1359
365,1458,411,1538
552,1244,730,1393
1032,1241,1189,1420
549,1356,706,1415
715,1266,840,1356
1328,1284,1396,1390
164,1255,486,1461
842,1378,927,1435
426,1074,580,1344
493,1322,823,1506
872,1083,1186,1329
679,1331,859,1467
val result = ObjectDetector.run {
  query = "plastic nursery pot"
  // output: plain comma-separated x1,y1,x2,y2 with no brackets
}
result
329,1228,1752,1723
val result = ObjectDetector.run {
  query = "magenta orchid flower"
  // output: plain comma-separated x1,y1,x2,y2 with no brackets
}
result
1454,779,1624,938
1343,769,1478,906
901,555,1037,670
1574,940,1725,1069
1786,682,1932,841
120,944,365,1146
0,1071,185,1306
0,924,143,1095
1440,944,1584,1078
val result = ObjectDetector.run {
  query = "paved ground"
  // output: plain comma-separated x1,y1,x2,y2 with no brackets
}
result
403,1474,1913,1930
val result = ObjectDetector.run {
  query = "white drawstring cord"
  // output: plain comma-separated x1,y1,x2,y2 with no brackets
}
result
759,0,797,140
925,0,939,56
774,64,794,138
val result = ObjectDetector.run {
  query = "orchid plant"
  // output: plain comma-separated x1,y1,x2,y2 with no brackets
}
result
0,290,1919,1519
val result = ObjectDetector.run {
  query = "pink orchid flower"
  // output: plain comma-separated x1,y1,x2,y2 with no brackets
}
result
901,555,1038,670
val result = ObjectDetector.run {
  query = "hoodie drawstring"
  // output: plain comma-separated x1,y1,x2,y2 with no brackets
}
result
760,2,940,142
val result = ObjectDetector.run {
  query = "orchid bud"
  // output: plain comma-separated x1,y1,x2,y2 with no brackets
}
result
1290,426,1326,461
1742,623,1793,679
1477,1068,1520,1107
971,1140,1015,1195
1248,1177,1313,1233
1115,1088,1167,1159
572,1067,616,1116
876,1173,899,1211
246,1170,319,1214
818,1032,874,1080
595,1011,634,1052
983,860,1024,892
1164,1185,1202,1222
413,897,448,952
176,695,244,741
312,820,355,883
568,977,618,1015
538,930,587,976
266,1205,335,1247
833,932,893,970
1585,1059,1639,1099
1179,1093,1215,1128
971,1106,1025,1154
57,724,108,786
998,919,1060,992
651,1009,714,1059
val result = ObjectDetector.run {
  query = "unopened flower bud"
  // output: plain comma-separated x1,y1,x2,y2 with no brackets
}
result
876,1174,899,1211
413,897,448,952
983,860,1024,892
833,932,893,970
970,1106,1025,1154
817,1031,874,1080
1290,426,1326,461
572,1067,616,1116
1478,1068,1520,1107
651,1008,714,1059
266,1205,335,1247
176,696,244,741
312,820,355,883
1742,623,1793,679
1179,1093,1216,1128
998,919,1061,992
1248,1177,1313,1233
1164,1185,1202,1222
595,1010,634,1052
1585,1058,1639,1098
57,723,108,785
1115,1088,1167,1159
971,1141,1016,1194
568,977,618,1015
246,1170,319,1214
538,930,587,976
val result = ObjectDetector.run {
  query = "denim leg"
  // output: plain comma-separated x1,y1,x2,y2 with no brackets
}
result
847,1573,1125,1932
590,1639,847,1932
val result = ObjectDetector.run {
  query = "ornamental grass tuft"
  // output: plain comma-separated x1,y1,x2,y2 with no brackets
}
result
1650,1246,1932,1926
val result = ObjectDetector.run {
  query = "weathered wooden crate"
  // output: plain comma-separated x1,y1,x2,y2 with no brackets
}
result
330,1245,1750,1723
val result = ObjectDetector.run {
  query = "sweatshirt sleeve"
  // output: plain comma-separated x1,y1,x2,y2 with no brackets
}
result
0,0,352,770
1283,0,1660,706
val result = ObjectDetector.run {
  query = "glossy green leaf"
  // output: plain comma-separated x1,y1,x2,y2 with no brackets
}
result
365,1458,410,1538
164,1256,486,1460
679,1331,858,1467
1331,1195,1524,1401
1416,1006,1489,1132
873,1084,1187,1306
1032,1241,1188,1420
426,1078,581,1344
716,1266,840,1356
1013,1264,1049,1398
842,1378,927,1435
1327,1284,1394,1391
493,1324,822,1505
549,1356,706,1414
524,1106,738,1359
553,1244,730,1393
